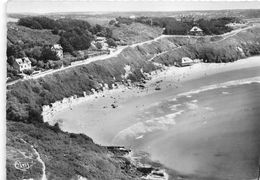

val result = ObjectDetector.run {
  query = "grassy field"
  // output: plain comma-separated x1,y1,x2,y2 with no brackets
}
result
111,22,163,45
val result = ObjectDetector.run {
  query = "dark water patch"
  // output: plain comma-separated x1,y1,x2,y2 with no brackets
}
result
130,82,260,180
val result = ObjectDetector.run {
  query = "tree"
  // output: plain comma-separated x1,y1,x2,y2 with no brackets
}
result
7,45,22,58
109,20,116,25
96,27,112,38
180,15,195,26
28,106,43,123
25,48,42,60
7,64,18,78
44,62,51,69
29,58,37,66
59,36,74,53
56,18,91,31
17,51,26,58
37,61,44,68
95,42,102,50
52,27,59,35
18,16,56,30
18,17,43,29
62,59,71,67
95,24,103,33
7,56,15,66
60,29,92,51
23,69,34,75
104,28,112,38
41,46,59,62
48,60,62,69
31,48,42,60
106,38,117,47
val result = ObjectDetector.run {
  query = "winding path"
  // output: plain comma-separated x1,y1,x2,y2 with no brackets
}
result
20,139,47,180
31,145,47,180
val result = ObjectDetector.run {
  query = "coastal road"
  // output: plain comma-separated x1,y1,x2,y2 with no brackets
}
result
6,24,256,87
7,46,126,86
132,24,255,47
211,24,256,43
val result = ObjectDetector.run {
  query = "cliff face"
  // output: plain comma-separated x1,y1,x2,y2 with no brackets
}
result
7,121,143,180
6,25,260,179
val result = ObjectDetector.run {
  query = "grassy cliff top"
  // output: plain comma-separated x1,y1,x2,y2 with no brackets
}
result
111,22,163,45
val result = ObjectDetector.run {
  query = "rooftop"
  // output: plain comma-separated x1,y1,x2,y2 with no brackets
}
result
52,44,63,50
190,26,203,32
15,57,31,65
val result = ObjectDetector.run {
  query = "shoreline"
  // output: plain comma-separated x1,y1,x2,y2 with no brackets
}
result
42,55,260,124
42,84,131,122
38,56,260,180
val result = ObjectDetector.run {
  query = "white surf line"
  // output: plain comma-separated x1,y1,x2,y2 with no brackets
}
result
20,139,47,180
175,76,260,99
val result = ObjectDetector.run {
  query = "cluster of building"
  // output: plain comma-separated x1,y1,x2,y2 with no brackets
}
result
13,44,63,72
91,36,109,50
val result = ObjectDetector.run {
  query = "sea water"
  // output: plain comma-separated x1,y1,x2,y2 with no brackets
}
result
53,65,260,180
113,78,260,180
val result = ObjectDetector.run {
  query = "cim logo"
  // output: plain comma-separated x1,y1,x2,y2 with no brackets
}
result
14,159,33,171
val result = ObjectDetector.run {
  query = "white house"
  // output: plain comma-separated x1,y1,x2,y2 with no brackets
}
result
13,57,31,72
94,37,109,50
129,15,136,19
180,57,194,66
96,37,106,42
190,26,203,36
51,44,63,59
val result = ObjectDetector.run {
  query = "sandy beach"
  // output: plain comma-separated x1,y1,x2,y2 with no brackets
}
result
48,56,260,128
49,56,260,180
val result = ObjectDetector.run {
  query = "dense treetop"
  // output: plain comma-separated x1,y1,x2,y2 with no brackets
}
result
16,16,113,54
113,16,240,35
18,17,91,31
